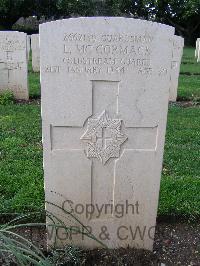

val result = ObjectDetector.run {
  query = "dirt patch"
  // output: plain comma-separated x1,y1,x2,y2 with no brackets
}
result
1,222,199,265
81,223,200,265
180,72,200,76
82,248,158,265
15,98,41,105
154,222,200,265
170,101,200,107
182,62,196,65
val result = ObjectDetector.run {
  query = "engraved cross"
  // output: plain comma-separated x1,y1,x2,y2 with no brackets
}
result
50,80,158,219
0,52,18,83
100,127,112,149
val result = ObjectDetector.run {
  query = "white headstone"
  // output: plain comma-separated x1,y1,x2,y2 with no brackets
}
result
40,17,175,250
195,38,200,62
27,35,31,60
0,31,29,100
31,34,40,72
169,36,184,102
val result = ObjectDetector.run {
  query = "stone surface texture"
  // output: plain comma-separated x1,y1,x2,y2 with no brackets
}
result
169,35,184,102
31,34,40,72
0,31,29,100
40,17,175,250
27,35,31,59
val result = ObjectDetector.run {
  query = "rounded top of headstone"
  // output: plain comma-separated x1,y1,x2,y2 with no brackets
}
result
31,34,39,40
40,17,174,35
0,31,27,36
171,35,184,47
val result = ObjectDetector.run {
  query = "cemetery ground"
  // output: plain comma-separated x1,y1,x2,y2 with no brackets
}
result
0,47,199,265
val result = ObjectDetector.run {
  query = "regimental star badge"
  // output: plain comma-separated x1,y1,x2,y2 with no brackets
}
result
80,110,128,164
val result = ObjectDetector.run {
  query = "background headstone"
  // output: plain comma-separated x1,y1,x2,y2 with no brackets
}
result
31,34,40,72
0,31,29,100
40,17,175,250
195,38,200,62
169,36,184,102
27,35,31,60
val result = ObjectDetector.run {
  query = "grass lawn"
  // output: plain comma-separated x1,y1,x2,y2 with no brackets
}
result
180,46,200,75
0,102,44,213
159,106,200,218
28,53,41,99
29,72,40,98
0,47,199,220
178,75,200,101
178,47,200,101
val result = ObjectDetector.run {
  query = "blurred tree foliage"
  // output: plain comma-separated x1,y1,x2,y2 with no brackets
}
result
0,0,199,44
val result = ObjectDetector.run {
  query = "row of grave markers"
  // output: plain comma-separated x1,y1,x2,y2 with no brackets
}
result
26,34,40,71
0,30,183,102
26,34,40,72
0,32,40,100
